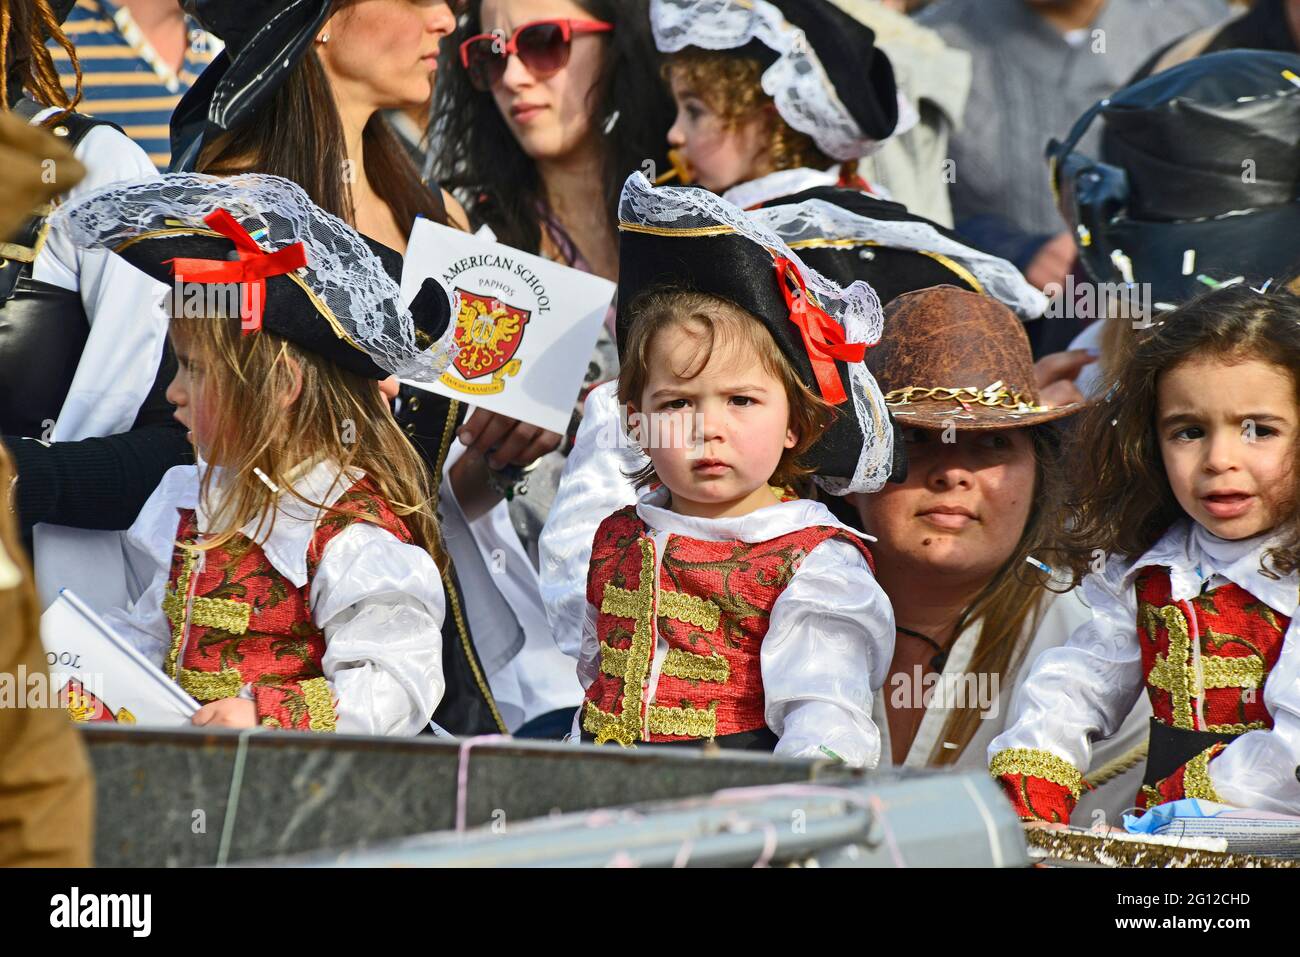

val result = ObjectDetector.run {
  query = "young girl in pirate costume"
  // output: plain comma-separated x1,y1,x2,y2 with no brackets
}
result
990,285,1300,820
48,172,458,734
539,1,1048,649
570,175,895,764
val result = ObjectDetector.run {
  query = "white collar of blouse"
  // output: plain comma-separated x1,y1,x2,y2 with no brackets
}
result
1119,517,1299,617
634,483,875,546
720,166,842,210
175,457,363,589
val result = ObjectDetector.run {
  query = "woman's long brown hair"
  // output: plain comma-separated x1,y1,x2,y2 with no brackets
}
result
929,423,1070,764
196,14,444,233
1,0,81,119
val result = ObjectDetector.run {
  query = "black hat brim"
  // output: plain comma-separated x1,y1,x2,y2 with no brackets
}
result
1080,202,1300,305
771,0,898,142
170,1,332,169
364,237,454,357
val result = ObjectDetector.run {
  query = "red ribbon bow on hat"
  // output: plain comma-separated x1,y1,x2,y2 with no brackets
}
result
774,256,864,405
167,208,309,334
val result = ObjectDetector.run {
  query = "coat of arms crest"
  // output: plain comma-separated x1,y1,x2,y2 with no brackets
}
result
442,289,531,395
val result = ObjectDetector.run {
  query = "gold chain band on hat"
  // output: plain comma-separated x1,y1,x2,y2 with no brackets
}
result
884,380,1036,410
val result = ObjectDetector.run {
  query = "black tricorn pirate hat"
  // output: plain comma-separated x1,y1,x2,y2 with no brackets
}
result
650,0,898,161
615,175,901,493
1049,49,1300,303
755,186,1047,317
765,0,898,143
48,172,455,381
169,0,332,171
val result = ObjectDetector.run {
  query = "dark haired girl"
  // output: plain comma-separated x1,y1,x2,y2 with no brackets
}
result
433,0,673,271
991,285,1300,824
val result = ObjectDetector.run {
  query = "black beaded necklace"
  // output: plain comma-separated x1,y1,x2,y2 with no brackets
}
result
896,625,949,672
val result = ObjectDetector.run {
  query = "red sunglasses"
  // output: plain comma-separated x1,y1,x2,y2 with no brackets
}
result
459,18,613,91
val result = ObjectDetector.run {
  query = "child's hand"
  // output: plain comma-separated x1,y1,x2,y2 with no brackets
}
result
191,698,258,729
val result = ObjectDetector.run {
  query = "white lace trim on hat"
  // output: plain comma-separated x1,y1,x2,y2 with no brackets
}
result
619,171,894,494
651,0,896,161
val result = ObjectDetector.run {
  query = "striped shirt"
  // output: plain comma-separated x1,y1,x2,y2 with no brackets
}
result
49,0,220,169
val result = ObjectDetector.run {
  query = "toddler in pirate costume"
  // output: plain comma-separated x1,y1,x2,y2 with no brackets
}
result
47,173,457,734
990,286,1300,821
541,2,1046,651
573,176,895,764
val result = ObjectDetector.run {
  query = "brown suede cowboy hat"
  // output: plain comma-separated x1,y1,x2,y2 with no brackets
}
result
870,286,1085,430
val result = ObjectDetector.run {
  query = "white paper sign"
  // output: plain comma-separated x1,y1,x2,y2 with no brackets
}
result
40,589,198,727
400,218,616,434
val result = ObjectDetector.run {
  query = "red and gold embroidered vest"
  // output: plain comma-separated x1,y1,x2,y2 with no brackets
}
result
1134,567,1289,808
1136,567,1287,734
992,564,1291,823
161,477,412,731
581,505,874,746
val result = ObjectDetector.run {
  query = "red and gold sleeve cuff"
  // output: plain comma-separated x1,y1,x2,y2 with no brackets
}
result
990,748,1084,824
253,677,338,732
1138,742,1226,810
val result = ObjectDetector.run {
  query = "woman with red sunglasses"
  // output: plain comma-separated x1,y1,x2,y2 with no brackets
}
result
436,1,671,275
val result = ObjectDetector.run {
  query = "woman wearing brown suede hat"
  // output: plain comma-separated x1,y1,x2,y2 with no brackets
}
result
853,285,1148,825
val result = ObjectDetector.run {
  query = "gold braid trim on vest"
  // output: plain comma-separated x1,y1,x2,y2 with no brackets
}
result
647,702,717,739
1145,604,1195,730
599,645,730,684
1200,655,1265,690
179,667,243,702
585,538,658,746
1183,744,1225,802
161,545,253,681
301,677,338,733
661,647,730,683
657,590,720,631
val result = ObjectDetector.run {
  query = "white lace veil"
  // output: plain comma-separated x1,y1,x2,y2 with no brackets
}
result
619,172,894,494
46,172,458,380
650,0,903,162
751,199,1050,319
